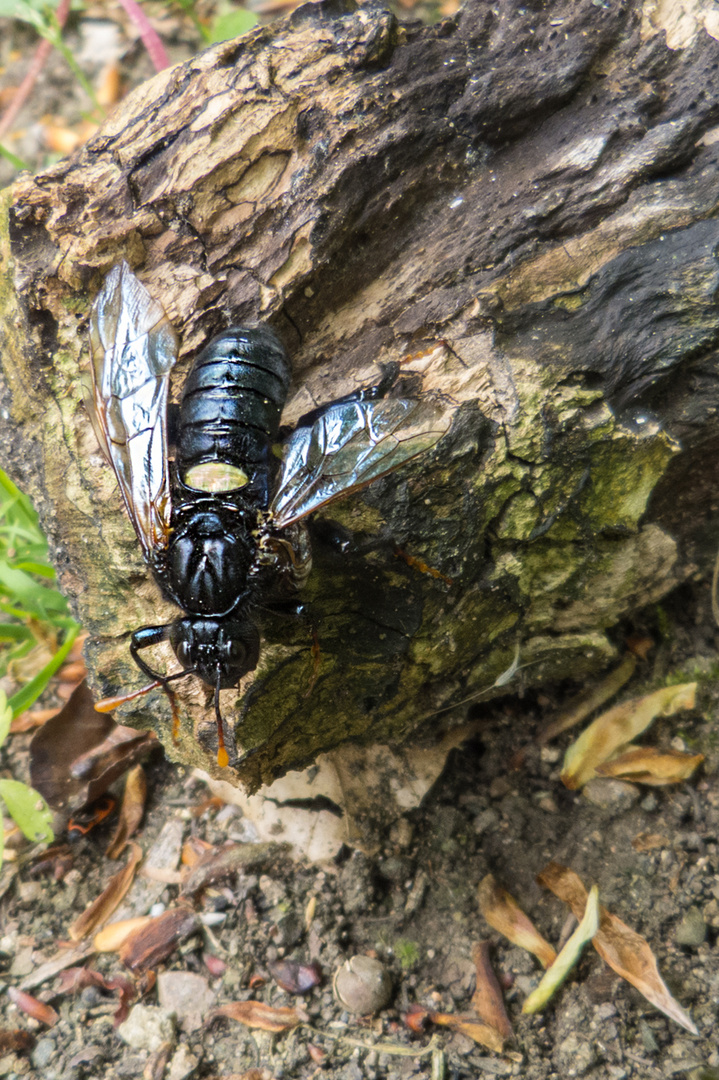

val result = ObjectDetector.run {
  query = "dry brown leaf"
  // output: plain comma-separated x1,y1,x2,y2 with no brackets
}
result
537,862,698,1035
30,680,157,817
478,874,557,969
6,987,58,1027
427,1010,505,1053
106,765,147,859
561,683,696,789
213,1000,307,1033
94,916,153,952
596,746,704,785
471,941,513,1039
68,843,142,941
180,841,286,898
119,906,200,972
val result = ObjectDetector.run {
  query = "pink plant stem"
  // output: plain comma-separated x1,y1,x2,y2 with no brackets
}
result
0,0,71,143
117,0,171,73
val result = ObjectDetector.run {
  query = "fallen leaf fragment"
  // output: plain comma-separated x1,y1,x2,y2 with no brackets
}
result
106,764,147,858
212,1000,307,1032
537,863,698,1035
180,841,287,898
631,832,671,852
119,905,200,972
7,987,58,1027
30,680,157,817
403,1004,503,1053
434,1011,505,1051
267,958,322,995
561,682,696,789
94,916,153,952
56,967,136,1025
478,874,556,969
523,886,600,1014
0,1029,35,1052
471,941,513,1039
68,842,142,941
596,747,704,786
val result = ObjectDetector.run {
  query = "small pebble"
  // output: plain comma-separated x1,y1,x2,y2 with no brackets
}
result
157,971,215,1033
31,1037,56,1069
168,1043,199,1080
333,955,392,1014
117,1003,176,1051
582,778,640,813
674,906,707,948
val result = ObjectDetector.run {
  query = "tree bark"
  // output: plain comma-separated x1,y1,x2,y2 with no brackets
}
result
1,0,719,787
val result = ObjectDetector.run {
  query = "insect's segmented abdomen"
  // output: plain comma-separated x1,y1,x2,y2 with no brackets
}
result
176,326,291,503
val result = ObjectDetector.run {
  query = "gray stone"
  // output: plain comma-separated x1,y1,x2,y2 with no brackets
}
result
117,1003,176,1052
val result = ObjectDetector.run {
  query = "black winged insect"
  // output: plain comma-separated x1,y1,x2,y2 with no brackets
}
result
86,262,453,767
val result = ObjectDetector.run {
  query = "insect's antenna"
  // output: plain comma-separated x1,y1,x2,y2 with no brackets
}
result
214,669,229,769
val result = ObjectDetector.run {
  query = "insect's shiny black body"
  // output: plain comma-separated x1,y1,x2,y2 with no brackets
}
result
161,327,291,621
87,262,453,766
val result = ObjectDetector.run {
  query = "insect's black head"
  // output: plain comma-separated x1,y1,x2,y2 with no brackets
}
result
170,617,260,689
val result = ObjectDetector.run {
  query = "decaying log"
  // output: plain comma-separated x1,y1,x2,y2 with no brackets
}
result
2,0,719,787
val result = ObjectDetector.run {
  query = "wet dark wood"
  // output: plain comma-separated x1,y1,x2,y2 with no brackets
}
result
1,0,719,786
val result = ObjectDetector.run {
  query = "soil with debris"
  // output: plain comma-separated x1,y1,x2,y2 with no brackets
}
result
0,580,717,1079
1,8,718,1080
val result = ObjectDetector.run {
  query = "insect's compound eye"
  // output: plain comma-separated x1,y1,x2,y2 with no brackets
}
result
175,639,193,668
226,639,247,665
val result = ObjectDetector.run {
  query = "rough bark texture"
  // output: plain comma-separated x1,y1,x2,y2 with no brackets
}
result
1,0,719,787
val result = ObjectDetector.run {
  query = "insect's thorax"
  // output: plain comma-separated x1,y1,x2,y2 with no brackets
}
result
163,503,258,618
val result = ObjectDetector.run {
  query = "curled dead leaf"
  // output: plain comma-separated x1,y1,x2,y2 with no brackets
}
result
68,842,143,941
118,906,200,972
94,916,153,953
522,886,599,1014
561,683,696,790
596,746,704,785
478,874,556,969
471,941,513,1039
7,987,58,1027
106,764,147,859
212,1000,307,1032
536,862,698,1035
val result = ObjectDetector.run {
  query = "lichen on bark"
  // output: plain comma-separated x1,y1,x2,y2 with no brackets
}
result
1,0,719,787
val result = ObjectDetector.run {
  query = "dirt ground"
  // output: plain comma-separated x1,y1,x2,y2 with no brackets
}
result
1,6,718,1079
0,578,716,1079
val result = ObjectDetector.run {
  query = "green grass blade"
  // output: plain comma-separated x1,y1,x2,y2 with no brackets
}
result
7,621,79,717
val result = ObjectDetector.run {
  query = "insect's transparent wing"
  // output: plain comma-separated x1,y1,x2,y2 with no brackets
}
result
87,261,178,558
270,396,453,527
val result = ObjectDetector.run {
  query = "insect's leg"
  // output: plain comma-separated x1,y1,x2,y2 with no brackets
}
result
130,625,172,681
130,625,183,744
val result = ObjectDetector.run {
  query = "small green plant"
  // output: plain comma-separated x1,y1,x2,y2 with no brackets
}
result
0,687,54,865
393,938,421,971
174,0,258,46
0,468,80,717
